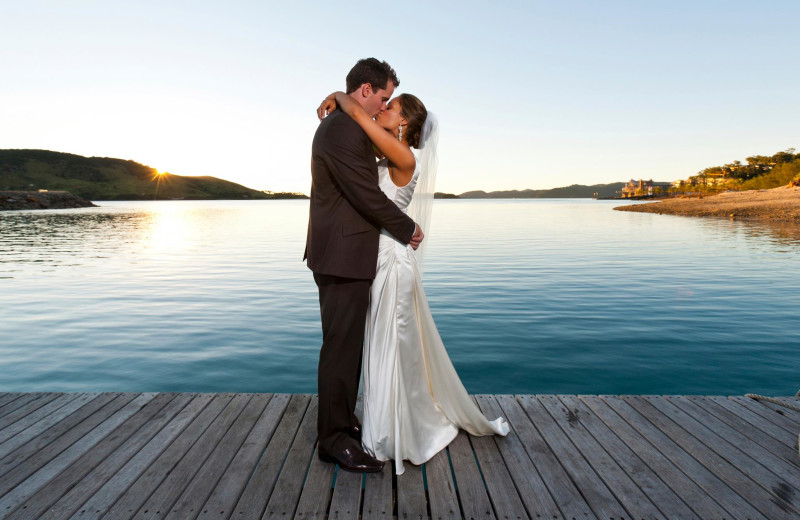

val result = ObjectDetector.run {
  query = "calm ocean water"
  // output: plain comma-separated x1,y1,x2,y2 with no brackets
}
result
1,199,799,396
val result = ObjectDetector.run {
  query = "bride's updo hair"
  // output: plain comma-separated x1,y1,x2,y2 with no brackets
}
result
398,94,427,149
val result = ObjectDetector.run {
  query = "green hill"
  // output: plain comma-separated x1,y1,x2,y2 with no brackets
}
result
0,149,279,200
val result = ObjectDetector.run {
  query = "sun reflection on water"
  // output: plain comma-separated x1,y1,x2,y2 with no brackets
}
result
140,204,194,254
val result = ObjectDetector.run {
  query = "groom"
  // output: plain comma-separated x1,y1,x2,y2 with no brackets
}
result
304,58,423,472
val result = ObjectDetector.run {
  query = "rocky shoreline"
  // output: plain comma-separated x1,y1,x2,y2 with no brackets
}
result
614,186,800,222
0,191,96,211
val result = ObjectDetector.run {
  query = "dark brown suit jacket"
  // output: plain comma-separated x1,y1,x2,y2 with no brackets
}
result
304,109,416,279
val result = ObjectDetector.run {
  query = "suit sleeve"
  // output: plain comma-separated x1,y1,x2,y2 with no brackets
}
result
322,119,416,244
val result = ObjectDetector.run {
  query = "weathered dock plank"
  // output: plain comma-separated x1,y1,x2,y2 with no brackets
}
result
0,393,154,518
704,396,800,464
361,464,392,520
731,396,800,433
261,395,318,520
293,441,335,520
558,395,689,519
38,393,194,520
468,413,527,520
425,448,460,520
335,399,368,520
0,394,52,423
0,393,120,482
450,431,495,520
100,393,233,520
0,393,63,431
165,394,272,519
580,396,726,519
773,396,800,413
7,393,178,520
397,461,427,520
163,393,273,520
72,393,214,520
0,393,134,498
0,394,101,458
475,395,563,519
0,392,796,520
229,394,310,519
197,393,291,518
134,392,252,520
754,397,800,422
624,395,795,519
517,395,622,518
539,395,664,520
0,393,79,446
496,394,595,519
0,394,27,414
600,396,761,520
328,466,362,520
644,396,800,516
672,396,800,475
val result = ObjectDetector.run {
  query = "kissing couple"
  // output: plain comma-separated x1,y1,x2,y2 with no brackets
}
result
304,58,508,475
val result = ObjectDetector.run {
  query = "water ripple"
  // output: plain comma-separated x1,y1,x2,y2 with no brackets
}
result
1,199,799,395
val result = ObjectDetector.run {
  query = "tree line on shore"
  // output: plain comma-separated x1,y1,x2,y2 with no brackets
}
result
682,148,800,193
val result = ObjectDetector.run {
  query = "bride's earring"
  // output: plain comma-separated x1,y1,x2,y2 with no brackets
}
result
398,125,403,142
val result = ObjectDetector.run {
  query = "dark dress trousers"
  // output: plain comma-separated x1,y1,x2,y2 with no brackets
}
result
305,109,415,454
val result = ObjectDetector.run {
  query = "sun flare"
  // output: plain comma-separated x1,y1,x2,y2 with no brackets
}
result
149,168,171,199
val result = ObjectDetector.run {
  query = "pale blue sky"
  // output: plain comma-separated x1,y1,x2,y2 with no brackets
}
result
2,1,798,194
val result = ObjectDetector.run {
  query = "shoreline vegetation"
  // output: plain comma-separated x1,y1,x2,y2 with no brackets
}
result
614,148,800,222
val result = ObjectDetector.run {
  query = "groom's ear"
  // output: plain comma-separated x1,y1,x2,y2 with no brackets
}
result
360,83,373,98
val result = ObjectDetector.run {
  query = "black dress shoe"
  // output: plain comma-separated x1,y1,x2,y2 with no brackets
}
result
319,446,384,472
344,424,361,441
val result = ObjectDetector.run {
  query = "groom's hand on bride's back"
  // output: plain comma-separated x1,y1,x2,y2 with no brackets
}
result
410,224,424,250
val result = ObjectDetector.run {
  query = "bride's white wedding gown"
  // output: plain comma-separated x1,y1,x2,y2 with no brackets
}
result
361,157,509,475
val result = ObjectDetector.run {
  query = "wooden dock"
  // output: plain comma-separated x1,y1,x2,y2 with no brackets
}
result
0,393,798,520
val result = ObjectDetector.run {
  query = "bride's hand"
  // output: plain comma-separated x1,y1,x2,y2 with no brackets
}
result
317,94,337,120
410,224,424,250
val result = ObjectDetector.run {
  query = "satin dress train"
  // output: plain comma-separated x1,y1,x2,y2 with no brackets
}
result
361,158,509,475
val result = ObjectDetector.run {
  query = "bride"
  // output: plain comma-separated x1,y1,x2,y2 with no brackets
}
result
318,92,509,474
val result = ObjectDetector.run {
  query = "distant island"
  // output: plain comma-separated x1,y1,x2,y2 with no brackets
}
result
0,149,306,201
435,184,631,199
457,183,627,199
434,192,460,199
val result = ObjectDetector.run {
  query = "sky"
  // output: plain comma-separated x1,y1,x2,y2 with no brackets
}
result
2,0,798,195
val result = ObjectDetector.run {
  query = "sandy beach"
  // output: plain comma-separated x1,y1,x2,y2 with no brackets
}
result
614,186,800,222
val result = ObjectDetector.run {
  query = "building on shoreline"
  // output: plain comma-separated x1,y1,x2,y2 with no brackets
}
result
620,179,672,198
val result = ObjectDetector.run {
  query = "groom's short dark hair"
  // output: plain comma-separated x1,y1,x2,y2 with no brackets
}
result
346,58,399,94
